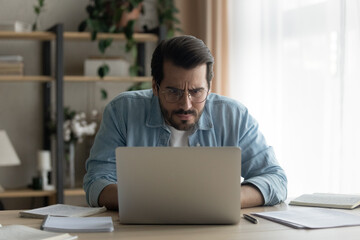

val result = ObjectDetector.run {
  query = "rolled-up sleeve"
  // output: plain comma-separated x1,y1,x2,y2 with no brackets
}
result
239,110,287,205
83,101,126,207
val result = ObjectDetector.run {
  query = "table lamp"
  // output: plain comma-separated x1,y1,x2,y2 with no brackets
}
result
0,130,21,192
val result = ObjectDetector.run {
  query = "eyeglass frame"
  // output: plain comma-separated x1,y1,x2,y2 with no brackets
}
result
156,84,210,103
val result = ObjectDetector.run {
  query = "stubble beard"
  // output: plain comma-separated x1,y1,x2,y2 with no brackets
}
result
159,100,203,131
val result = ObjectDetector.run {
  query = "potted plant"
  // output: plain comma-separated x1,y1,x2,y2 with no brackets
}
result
78,0,144,78
157,0,181,39
127,0,182,91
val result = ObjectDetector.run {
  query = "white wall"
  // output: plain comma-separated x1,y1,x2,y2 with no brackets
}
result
0,0,155,209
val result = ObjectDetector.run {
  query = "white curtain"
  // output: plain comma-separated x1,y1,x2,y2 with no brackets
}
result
228,0,360,198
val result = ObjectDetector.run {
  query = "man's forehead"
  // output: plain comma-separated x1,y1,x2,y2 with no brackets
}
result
162,62,207,87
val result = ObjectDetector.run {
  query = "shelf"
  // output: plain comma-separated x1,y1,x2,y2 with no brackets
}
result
0,31,55,40
0,75,54,82
64,75,152,82
64,188,85,197
0,189,57,205
64,32,158,42
0,75,151,83
0,189,56,198
0,31,158,42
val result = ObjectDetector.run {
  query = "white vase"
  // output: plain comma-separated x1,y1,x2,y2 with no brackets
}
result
65,142,76,188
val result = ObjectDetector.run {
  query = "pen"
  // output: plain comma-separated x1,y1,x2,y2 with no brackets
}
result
243,214,258,224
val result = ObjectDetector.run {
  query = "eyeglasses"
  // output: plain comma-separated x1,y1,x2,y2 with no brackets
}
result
158,86,209,103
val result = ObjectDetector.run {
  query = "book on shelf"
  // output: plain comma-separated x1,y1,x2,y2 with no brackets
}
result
41,215,114,233
0,21,32,32
289,193,360,209
19,204,107,219
0,224,77,240
0,55,24,76
0,55,24,62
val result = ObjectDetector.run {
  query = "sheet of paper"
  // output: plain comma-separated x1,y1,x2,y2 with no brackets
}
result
0,225,77,240
253,208,360,229
20,204,106,218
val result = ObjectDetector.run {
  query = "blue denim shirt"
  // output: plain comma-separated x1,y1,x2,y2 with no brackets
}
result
83,89,287,207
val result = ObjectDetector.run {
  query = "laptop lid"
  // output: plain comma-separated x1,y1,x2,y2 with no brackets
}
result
116,147,241,224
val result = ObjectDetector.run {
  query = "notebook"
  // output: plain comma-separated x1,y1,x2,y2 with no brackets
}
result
289,193,360,209
115,147,242,224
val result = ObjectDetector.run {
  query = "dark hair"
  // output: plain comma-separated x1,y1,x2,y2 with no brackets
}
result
151,35,214,89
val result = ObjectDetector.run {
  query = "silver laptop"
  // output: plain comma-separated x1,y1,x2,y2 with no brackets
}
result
115,147,241,224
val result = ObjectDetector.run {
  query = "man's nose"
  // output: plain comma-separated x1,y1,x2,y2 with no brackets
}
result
178,92,192,110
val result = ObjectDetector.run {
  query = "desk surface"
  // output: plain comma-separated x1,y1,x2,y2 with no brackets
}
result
1,203,360,240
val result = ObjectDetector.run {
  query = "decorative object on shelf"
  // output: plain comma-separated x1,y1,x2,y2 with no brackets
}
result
32,0,46,31
84,56,130,77
0,21,32,32
62,107,98,188
37,150,54,191
78,0,144,78
0,130,21,192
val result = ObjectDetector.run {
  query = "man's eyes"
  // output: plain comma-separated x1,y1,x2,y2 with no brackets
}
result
189,89,202,94
167,89,182,95
166,88,205,95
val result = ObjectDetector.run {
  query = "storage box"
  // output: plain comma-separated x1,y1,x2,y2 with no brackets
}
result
84,57,130,77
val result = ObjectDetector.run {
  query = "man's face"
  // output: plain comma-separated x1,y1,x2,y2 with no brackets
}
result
153,61,210,131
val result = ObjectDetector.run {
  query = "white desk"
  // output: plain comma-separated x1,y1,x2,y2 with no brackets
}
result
1,203,360,239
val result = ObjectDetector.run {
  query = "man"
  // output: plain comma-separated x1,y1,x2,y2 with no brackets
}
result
83,35,287,210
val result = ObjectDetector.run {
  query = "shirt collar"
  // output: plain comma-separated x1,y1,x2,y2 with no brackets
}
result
146,94,213,130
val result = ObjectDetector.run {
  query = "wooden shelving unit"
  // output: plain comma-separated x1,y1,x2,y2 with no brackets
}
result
0,30,158,83
0,27,158,204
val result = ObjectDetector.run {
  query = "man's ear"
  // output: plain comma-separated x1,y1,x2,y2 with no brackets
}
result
152,79,159,96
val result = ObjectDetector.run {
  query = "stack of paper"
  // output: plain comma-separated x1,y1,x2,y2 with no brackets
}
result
19,204,107,219
41,216,114,233
253,208,360,229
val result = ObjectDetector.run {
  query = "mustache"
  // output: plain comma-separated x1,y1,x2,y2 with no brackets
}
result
173,109,196,115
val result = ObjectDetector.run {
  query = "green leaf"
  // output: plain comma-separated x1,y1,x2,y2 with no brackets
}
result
78,20,87,32
100,88,108,100
98,38,113,54
124,20,135,40
108,24,117,33
34,6,40,14
98,64,110,78
91,31,97,41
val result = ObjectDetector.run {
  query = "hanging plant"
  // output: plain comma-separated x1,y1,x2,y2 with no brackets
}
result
78,0,144,78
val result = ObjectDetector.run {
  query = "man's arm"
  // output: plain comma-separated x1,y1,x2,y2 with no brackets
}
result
240,184,264,208
98,184,119,210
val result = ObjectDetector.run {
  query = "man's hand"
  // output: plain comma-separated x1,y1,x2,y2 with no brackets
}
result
98,183,264,210
98,184,119,210
241,184,265,208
